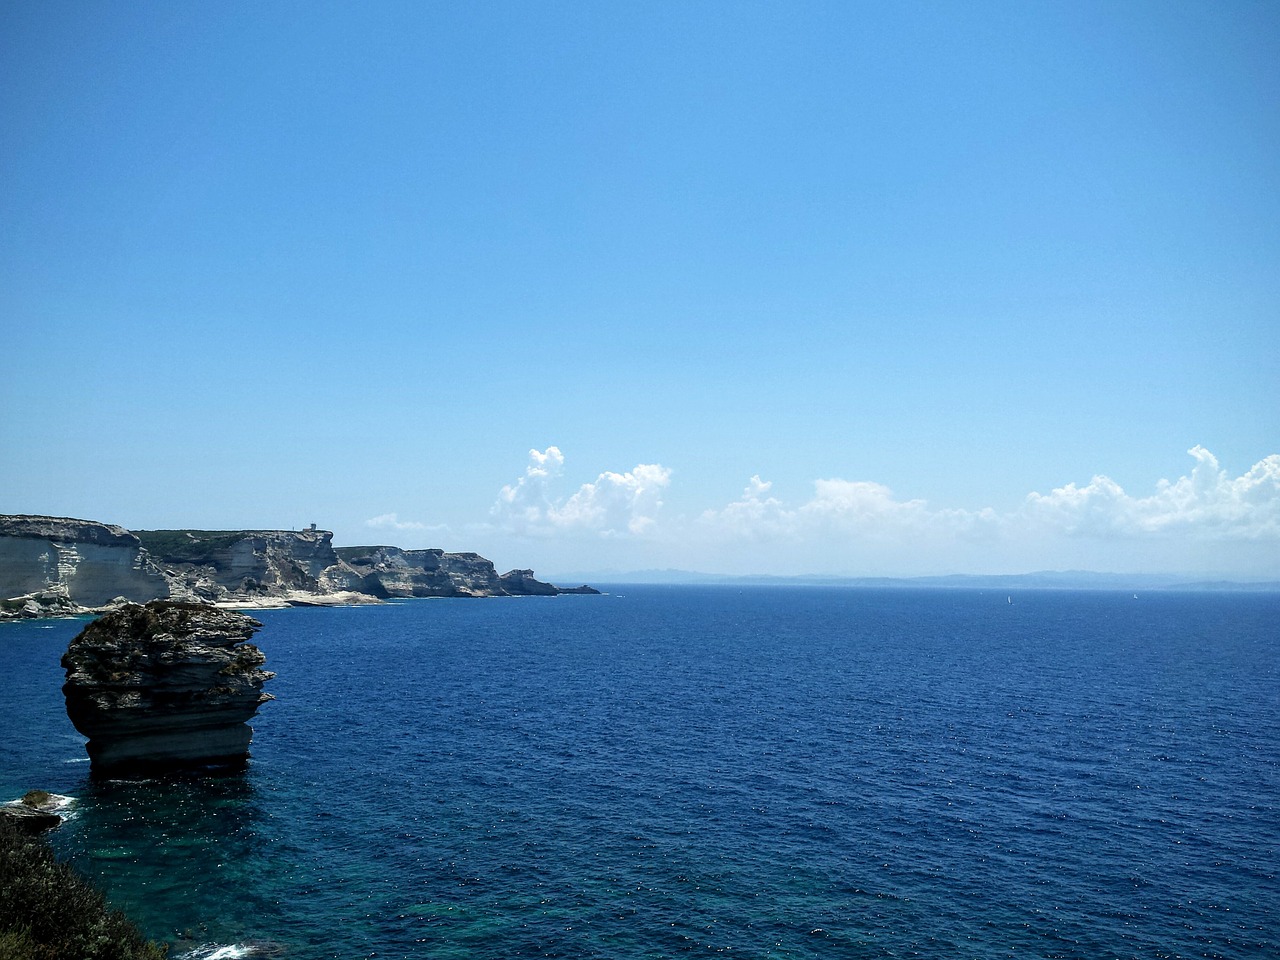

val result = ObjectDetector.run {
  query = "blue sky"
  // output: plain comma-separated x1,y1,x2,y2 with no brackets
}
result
2,1,1277,578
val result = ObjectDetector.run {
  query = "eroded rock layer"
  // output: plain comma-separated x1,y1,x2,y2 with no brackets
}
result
135,527,341,602
62,601,274,775
330,546,570,598
0,515,170,610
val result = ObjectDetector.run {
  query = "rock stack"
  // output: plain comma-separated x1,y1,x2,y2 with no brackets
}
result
62,601,274,775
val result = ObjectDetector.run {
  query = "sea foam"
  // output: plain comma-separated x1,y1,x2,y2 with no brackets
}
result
179,945,255,960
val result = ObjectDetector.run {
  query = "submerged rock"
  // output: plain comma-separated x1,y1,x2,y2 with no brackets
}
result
62,601,274,775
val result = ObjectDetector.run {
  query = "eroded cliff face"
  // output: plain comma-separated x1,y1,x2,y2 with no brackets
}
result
135,527,341,601
496,568,561,596
62,601,273,774
330,546,500,597
0,516,171,610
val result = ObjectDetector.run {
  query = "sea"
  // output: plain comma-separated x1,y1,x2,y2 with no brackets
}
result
1,586,1277,959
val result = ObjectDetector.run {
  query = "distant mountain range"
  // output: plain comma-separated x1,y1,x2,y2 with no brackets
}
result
545,568,1280,592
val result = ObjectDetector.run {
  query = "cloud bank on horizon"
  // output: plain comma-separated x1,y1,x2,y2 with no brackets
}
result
698,445,1280,544
432,444,1280,577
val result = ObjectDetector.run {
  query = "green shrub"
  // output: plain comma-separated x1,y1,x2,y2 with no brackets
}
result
0,819,167,960
0,929,42,960
134,530,258,568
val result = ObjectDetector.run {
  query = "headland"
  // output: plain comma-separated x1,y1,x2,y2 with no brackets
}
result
0,514,597,620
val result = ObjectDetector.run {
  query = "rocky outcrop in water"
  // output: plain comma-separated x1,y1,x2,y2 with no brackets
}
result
61,601,274,775
0,792,64,834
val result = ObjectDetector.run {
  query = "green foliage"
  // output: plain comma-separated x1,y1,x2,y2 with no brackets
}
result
334,546,378,563
133,530,260,568
76,601,212,648
0,929,42,960
0,820,167,960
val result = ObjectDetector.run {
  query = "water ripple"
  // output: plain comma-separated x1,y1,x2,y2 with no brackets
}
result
2,588,1276,958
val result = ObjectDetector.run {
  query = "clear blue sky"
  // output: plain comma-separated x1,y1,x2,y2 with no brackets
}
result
2,1,1277,578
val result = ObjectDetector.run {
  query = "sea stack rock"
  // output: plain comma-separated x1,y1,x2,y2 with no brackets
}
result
62,601,274,775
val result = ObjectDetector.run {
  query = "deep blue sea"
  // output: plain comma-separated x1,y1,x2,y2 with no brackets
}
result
2,587,1278,959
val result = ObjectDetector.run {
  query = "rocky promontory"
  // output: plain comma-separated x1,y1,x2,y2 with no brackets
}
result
330,546,578,598
0,514,597,618
62,601,273,775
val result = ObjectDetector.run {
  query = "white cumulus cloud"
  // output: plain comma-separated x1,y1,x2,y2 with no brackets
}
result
799,479,935,531
366,514,450,537
551,463,674,535
365,513,430,532
492,446,566,534
698,446,1277,555
701,476,797,540
1024,446,1280,539
490,444,1278,575
702,475,997,541
492,447,672,537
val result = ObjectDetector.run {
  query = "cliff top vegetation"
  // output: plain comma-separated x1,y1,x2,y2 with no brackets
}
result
135,529,323,566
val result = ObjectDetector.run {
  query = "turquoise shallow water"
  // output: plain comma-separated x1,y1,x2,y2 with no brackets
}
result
2,587,1277,958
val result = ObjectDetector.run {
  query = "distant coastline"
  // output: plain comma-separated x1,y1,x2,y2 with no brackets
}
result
546,569,1280,592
